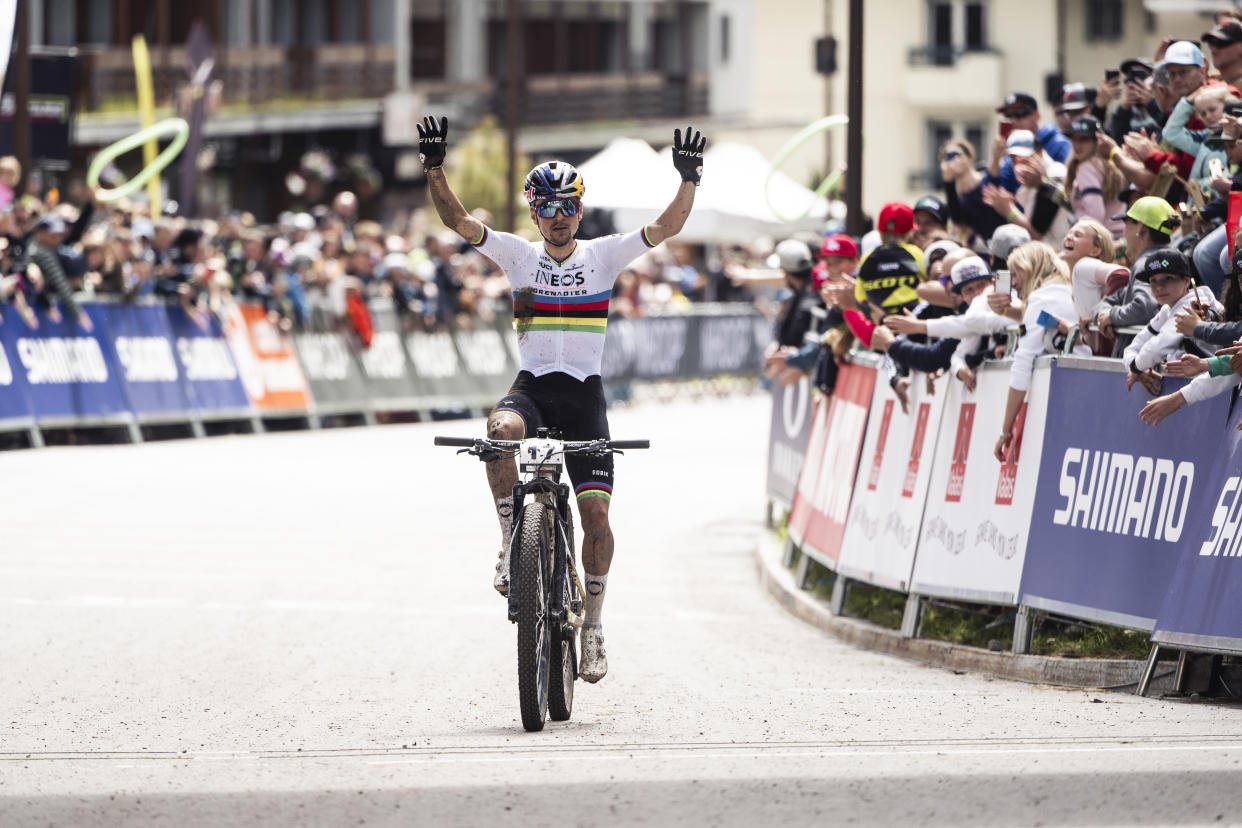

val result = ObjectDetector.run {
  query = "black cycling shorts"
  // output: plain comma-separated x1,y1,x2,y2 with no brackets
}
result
492,371,613,502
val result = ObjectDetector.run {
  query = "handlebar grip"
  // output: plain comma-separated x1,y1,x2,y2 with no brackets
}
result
610,440,650,450
434,436,478,447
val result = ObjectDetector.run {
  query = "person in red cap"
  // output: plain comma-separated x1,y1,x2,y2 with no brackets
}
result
852,202,926,317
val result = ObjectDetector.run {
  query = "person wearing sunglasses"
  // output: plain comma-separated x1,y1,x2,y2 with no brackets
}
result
416,114,706,684
992,91,1071,196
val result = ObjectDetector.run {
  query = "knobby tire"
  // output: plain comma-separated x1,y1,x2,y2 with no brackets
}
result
516,502,553,731
548,505,576,721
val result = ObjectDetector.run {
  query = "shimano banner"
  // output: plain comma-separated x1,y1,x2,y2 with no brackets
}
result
0,312,34,422
293,326,370,413
602,309,768,382
166,306,251,416
1021,360,1231,630
102,303,193,418
1153,400,1242,654
909,360,1051,604
1,305,130,422
765,375,814,506
786,361,876,570
838,370,948,593
450,315,521,404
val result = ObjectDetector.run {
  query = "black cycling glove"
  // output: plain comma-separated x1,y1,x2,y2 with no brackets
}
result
417,116,449,171
672,126,706,185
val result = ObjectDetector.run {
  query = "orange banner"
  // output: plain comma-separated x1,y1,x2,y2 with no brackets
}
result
224,303,312,411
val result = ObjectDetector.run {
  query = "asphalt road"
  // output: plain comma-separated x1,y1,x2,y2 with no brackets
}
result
3,393,1242,827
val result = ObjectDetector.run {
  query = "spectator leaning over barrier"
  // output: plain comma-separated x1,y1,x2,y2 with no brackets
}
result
1204,19,1242,91
992,241,1089,461
853,202,925,319
913,238,962,309
994,91,1072,195
764,238,825,385
1094,196,1175,355
886,256,1012,392
940,139,1006,243
1174,243,1242,348
1064,218,1128,354
23,214,92,332
1122,248,1224,397
988,224,1031,274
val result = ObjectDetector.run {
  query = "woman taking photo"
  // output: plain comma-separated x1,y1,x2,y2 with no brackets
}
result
990,241,1090,461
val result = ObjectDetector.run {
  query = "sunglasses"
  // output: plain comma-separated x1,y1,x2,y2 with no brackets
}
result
943,150,962,161
535,199,581,219
1006,109,1034,119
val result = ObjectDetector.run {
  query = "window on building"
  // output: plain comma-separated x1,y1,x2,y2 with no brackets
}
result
923,0,987,65
964,3,986,51
930,1,953,66
1085,0,1123,42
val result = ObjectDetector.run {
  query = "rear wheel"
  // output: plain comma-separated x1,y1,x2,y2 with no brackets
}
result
548,506,577,721
516,502,553,732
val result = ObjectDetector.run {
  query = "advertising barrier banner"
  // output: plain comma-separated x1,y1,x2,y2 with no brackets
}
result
226,303,312,412
1153,400,1242,653
909,360,1051,604
165,306,251,416
1021,361,1231,630
0,305,131,422
786,361,876,569
838,370,948,592
766,375,814,507
0,312,35,422
450,315,521,404
602,311,769,382
293,327,370,413
359,305,424,409
103,303,193,417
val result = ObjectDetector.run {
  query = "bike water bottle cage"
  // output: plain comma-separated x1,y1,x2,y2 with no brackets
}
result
534,199,580,219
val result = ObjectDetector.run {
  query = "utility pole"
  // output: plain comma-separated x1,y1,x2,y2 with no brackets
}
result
14,0,29,196
504,0,522,232
845,0,863,236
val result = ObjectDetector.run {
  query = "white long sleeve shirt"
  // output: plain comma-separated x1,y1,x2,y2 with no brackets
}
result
1010,283,1088,393
1121,286,1225,373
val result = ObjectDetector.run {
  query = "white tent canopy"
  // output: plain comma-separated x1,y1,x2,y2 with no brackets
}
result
577,137,842,244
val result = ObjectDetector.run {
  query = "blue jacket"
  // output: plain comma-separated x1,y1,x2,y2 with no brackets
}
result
997,123,1071,193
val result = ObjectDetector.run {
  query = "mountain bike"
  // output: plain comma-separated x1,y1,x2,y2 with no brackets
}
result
435,428,649,732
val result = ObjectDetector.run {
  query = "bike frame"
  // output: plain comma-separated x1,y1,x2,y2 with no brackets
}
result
506,436,579,628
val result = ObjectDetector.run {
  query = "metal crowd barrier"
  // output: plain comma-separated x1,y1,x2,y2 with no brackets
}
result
766,347,1242,681
0,297,772,447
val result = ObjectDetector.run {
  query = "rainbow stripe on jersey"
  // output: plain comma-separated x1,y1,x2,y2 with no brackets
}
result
513,288,611,336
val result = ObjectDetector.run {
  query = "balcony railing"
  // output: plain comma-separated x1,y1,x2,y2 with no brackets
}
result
490,71,710,126
907,44,1000,67
75,44,398,112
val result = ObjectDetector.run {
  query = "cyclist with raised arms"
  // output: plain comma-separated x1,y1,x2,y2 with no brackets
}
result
417,115,706,683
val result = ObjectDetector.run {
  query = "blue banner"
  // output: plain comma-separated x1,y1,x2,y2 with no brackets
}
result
1020,360,1232,630
103,303,194,417
1152,398,1242,653
0,304,131,421
0,311,35,422
165,306,252,415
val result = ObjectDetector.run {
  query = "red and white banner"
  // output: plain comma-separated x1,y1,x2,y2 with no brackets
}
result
786,362,877,569
225,303,312,412
837,371,948,591
908,361,1051,604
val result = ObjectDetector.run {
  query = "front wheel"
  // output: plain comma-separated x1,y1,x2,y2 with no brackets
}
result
515,502,553,732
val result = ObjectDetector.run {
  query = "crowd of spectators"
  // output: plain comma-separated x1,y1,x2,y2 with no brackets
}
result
764,11,1242,446
0,163,783,344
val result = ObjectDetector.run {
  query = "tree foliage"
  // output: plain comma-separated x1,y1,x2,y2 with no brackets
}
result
446,116,530,231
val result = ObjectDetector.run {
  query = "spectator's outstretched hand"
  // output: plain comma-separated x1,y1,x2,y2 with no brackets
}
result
416,116,449,171
1164,353,1208,378
869,324,895,353
1174,308,1201,336
672,126,706,185
885,312,922,335
891,376,911,414
1140,392,1185,427
956,366,977,392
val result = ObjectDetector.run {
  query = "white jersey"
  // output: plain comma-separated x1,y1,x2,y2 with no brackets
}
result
473,226,655,380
